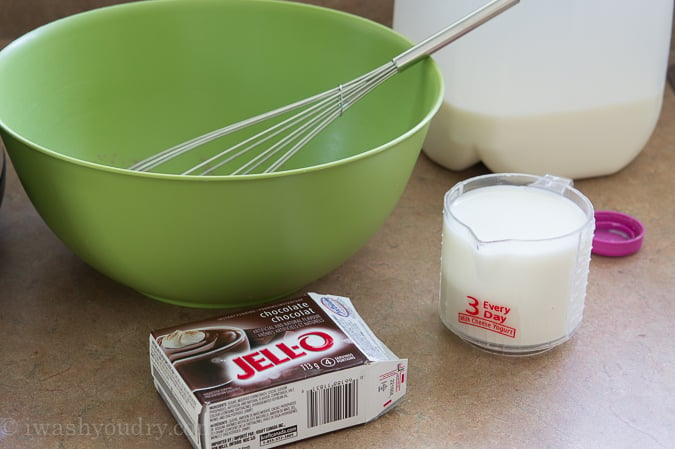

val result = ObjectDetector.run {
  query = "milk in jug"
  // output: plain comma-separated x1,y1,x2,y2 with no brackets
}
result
393,0,674,178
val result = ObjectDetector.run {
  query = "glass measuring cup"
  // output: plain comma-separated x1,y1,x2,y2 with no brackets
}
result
439,173,595,355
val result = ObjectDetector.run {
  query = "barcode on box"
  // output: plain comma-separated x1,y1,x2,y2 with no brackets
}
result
306,379,359,428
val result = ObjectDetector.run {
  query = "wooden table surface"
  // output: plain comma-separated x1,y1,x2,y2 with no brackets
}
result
1,2,674,448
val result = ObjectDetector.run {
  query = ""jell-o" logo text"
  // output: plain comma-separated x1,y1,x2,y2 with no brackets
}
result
231,331,334,381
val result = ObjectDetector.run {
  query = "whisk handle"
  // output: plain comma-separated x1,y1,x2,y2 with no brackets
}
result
392,0,519,70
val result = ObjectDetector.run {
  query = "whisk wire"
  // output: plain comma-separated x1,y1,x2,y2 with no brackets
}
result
262,62,400,173
128,0,519,176
187,90,340,175
261,62,400,173
129,85,344,173
232,95,344,175
193,61,399,175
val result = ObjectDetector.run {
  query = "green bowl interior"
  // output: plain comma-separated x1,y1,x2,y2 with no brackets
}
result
0,0,443,306
0,0,440,176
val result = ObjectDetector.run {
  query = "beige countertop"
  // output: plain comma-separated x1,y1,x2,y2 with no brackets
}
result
1,2,674,448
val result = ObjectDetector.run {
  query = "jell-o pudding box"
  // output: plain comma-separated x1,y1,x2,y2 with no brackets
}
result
149,293,408,449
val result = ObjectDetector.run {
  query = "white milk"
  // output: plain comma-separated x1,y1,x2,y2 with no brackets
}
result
394,0,673,179
423,96,663,178
440,180,594,354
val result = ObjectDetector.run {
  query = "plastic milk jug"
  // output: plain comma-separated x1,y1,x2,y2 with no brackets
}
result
393,0,674,178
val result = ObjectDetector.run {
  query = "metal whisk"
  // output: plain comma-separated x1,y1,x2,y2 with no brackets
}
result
129,0,518,176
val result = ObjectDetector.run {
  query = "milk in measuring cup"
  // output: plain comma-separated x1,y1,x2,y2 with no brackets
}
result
440,174,594,355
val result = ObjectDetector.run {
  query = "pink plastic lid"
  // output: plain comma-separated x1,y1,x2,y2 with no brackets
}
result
592,211,645,257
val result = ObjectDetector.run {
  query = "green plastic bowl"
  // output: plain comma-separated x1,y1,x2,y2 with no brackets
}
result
0,150,5,210
0,0,442,307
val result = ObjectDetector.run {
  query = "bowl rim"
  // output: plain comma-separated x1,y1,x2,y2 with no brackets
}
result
0,0,444,182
